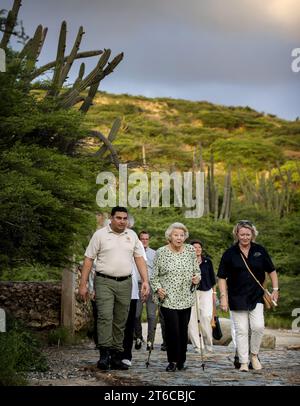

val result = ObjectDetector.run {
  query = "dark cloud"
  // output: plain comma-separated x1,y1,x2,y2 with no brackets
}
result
1,0,299,119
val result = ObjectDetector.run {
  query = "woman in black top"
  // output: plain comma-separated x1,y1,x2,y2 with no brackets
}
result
188,240,216,353
217,220,279,372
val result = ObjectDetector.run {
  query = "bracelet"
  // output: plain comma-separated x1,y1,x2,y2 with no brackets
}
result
213,291,217,295
272,287,280,291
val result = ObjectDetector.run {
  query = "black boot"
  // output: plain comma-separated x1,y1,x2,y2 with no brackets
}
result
233,354,241,369
110,350,129,370
97,348,110,371
177,362,187,371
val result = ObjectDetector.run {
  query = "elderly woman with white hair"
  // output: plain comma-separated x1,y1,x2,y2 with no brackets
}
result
150,222,200,372
217,220,279,372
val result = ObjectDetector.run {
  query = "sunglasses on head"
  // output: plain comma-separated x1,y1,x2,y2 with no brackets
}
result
237,220,253,227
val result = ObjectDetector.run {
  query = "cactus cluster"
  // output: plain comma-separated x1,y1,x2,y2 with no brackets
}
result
238,167,294,217
1,0,123,167
195,145,232,222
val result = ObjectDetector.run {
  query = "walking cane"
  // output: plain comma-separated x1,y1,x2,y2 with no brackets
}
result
195,290,205,371
145,298,163,368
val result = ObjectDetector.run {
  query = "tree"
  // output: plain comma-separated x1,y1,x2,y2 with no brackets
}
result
0,1,123,275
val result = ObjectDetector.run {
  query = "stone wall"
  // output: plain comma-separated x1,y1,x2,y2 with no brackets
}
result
74,270,93,331
0,282,61,329
0,280,93,331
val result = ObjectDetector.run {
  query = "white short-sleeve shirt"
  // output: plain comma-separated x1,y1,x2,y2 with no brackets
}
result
85,225,144,277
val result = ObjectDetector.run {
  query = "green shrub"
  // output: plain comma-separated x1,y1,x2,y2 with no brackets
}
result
0,322,48,386
47,326,79,346
0,144,96,270
0,263,62,281
212,137,283,169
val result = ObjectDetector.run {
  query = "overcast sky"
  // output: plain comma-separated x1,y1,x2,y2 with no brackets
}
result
2,0,300,120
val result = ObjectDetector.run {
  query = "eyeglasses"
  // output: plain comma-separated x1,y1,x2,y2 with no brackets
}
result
237,220,253,227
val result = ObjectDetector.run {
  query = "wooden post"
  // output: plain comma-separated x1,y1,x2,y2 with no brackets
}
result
61,267,76,332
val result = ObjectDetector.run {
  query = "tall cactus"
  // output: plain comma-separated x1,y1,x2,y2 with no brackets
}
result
224,168,231,222
214,185,219,221
90,127,120,168
202,151,232,221
204,168,210,216
237,167,295,217
59,26,84,87
94,117,121,159
209,150,215,212
0,0,21,49
219,167,231,222
47,21,67,97
60,49,124,109
198,142,204,172
30,50,102,80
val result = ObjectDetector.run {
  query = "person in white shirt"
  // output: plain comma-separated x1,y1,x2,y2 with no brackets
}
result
79,207,149,371
134,231,157,351
121,216,147,367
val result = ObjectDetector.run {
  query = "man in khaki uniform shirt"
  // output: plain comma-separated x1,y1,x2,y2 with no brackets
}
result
79,206,149,370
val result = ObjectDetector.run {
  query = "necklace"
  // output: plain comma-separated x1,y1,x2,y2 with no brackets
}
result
239,245,250,258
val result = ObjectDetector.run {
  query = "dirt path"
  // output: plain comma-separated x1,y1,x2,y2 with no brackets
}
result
28,327,300,387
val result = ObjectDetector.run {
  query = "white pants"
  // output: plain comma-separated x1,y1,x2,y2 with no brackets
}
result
230,311,237,350
231,303,264,363
188,289,213,351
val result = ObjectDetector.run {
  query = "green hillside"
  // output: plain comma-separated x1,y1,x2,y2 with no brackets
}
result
84,91,300,171
82,92,300,328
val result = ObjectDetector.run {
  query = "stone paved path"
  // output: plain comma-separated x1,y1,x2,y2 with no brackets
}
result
28,325,300,386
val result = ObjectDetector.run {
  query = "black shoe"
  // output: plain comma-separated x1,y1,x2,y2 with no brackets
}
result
135,338,142,350
166,362,177,372
110,360,129,370
110,351,129,370
97,348,110,370
160,343,167,351
177,363,187,371
234,355,241,369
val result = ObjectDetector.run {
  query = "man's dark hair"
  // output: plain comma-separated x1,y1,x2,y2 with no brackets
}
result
139,230,150,238
111,206,128,216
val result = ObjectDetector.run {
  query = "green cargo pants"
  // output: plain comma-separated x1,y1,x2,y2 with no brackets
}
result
95,275,132,352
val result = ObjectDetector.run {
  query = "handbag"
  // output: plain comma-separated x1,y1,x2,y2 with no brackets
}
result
212,316,223,340
263,289,275,309
240,254,277,310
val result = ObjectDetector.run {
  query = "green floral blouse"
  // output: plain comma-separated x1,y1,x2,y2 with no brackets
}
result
150,244,200,310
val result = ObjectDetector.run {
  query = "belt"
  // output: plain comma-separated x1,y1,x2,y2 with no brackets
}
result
96,272,132,282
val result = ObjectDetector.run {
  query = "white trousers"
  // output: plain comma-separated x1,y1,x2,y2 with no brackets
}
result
230,311,237,350
231,303,264,363
188,289,213,351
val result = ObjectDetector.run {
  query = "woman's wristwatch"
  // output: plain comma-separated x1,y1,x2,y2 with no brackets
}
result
272,287,280,291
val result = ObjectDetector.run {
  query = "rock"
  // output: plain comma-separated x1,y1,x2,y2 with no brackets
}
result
261,334,276,349
29,309,42,321
287,345,300,351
